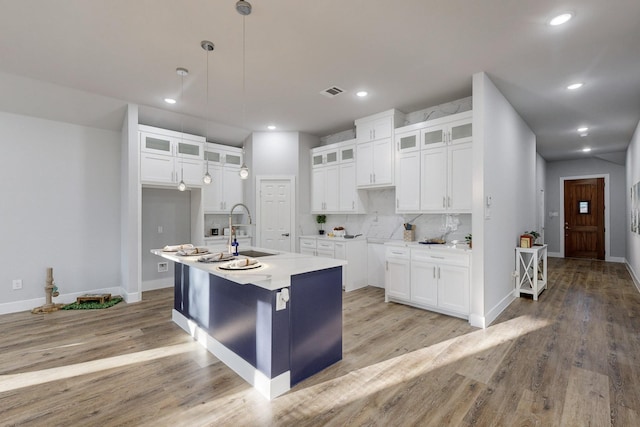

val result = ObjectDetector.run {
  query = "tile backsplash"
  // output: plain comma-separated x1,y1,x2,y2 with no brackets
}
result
302,188,471,242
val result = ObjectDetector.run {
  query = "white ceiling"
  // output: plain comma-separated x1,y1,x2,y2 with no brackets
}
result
0,0,639,161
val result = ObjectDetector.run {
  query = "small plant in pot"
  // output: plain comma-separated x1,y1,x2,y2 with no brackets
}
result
526,230,541,245
465,233,472,249
316,215,326,235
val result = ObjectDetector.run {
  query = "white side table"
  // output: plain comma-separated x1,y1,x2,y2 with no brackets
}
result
515,244,548,301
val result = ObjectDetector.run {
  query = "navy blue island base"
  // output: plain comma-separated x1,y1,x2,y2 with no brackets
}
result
172,262,343,399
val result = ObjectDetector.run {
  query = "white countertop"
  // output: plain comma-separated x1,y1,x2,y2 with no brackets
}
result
299,235,366,242
151,246,346,291
385,240,472,253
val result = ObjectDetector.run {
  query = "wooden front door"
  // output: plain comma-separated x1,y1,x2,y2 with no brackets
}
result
564,178,605,259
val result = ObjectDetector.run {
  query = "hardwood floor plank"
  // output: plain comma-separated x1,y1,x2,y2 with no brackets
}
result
559,366,611,426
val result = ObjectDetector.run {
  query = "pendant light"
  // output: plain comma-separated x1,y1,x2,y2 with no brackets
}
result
201,40,214,185
237,0,251,180
177,67,188,192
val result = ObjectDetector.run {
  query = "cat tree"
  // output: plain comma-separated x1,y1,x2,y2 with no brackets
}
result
31,267,65,314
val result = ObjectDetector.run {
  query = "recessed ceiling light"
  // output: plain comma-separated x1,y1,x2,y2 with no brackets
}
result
356,91,368,97
577,127,589,133
549,12,573,26
582,147,591,152
267,125,276,130
567,82,583,90
164,98,176,104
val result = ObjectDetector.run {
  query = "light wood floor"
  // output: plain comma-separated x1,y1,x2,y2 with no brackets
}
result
1,258,639,426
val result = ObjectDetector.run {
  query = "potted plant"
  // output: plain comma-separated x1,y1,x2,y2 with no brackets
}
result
316,215,326,235
526,230,541,245
465,233,472,249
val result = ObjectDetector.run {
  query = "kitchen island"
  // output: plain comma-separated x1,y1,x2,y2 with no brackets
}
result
151,248,346,399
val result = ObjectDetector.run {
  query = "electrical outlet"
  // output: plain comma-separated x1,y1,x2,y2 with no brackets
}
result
158,262,168,273
12,279,23,290
158,226,163,234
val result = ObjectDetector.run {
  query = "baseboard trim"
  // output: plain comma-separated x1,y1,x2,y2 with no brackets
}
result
172,309,290,400
142,278,174,292
626,262,640,294
468,313,486,329
0,286,125,315
606,256,626,263
485,292,517,327
548,252,563,258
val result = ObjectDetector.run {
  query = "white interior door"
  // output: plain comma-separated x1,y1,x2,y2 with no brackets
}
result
258,177,294,252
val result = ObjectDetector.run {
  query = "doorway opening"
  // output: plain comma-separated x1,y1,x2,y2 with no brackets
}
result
562,177,606,260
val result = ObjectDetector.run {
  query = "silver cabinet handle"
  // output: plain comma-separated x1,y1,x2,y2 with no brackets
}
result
396,198,399,208
443,197,446,208
438,267,441,279
281,233,290,237
433,267,436,278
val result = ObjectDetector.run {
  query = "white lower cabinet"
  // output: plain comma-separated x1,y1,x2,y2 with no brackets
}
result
385,244,470,319
298,237,368,291
384,247,411,300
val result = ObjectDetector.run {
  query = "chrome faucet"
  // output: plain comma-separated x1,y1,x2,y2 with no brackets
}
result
228,203,252,253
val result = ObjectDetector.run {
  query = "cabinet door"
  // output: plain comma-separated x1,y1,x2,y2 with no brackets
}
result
356,142,374,186
371,117,392,140
421,126,446,149
141,132,174,155
223,152,242,167
385,256,410,300
177,140,203,160
410,260,438,307
420,148,447,211
140,152,174,183
396,151,421,212
324,164,340,211
448,118,473,145
223,166,243,210
311,167,326,212
202,165,223,212
448,143,472,212
311,151,325,168
372,138,393,186
340,145,355,163
396,130,420,153
339,162,359,212
180,158,204,186
437,264,470,315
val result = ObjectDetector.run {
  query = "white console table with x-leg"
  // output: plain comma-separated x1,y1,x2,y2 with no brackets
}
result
515,244,548,301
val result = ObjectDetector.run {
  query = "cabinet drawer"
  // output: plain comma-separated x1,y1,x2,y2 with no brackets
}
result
300,238,317,249
316,241,335,251
386,246,410,259
411,249,469,267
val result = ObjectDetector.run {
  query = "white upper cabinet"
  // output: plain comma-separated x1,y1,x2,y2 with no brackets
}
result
311,140,365,214
202,144,244,213
355,109,406,189
392,111,473,213
396,129,420,153
139,125,204,186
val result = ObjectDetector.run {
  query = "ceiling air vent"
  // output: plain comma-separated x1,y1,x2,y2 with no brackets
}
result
321,86,345,98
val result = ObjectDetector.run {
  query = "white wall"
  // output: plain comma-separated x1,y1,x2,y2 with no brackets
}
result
544,158,626,259
0,111,122,313
141,188,191,289
627,120,640,289
471,72,537,328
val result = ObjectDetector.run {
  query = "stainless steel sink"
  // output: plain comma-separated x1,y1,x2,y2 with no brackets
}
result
237,250,277,258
